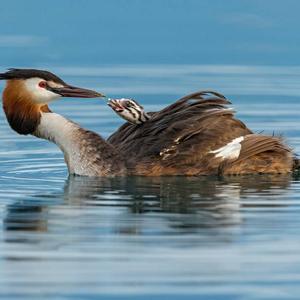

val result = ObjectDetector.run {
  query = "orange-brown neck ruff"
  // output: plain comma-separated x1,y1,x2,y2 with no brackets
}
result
2,80,50,135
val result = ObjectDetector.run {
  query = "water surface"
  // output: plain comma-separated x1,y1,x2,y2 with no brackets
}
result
1,64,300,299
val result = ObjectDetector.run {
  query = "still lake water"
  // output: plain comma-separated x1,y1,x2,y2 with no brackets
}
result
1,64,300,299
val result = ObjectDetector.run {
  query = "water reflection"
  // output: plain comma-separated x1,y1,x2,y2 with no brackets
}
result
3,174,293,236
2,174,299,299
3,205,47,232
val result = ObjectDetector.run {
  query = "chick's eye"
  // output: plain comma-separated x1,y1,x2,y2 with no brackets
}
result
39,81,47,88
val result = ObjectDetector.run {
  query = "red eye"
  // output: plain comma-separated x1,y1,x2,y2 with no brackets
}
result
39,81,47,88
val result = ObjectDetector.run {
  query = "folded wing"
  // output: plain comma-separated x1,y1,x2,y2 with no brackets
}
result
108,91,293,175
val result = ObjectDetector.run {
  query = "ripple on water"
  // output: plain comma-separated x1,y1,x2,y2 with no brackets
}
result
1,66,300,299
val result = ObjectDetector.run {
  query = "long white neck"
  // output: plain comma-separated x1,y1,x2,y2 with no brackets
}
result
34,112,126,177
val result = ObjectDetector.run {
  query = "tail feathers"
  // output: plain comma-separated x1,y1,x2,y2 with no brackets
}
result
237,134,291,163
221,134,293,175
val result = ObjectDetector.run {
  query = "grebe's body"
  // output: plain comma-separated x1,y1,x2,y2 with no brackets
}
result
1,69,296,177
108,92,293,175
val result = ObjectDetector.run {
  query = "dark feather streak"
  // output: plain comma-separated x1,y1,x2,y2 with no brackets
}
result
0,68,66,85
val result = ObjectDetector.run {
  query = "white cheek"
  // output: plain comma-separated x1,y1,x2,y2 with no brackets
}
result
24,78,61,103
122,111,134,120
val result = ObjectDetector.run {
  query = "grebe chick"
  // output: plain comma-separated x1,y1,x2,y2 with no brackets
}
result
108,98,150,124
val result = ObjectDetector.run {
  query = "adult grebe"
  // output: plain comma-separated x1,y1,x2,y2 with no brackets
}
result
1,68,297,176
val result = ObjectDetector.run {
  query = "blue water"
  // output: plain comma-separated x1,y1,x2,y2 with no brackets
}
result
1,1,300,299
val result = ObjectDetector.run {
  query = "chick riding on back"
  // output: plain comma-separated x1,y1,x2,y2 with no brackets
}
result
108,98,150,124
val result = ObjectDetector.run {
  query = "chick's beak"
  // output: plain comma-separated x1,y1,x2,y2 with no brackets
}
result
107,99,124,112
49,85,105,98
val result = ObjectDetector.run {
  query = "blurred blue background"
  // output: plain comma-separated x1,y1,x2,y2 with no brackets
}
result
1,0,299,66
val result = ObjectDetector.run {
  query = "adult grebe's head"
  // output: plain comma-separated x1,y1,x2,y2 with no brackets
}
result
0,68,104,134
108,98,150,125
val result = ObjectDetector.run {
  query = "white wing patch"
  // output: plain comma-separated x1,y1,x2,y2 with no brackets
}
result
210,136,244,160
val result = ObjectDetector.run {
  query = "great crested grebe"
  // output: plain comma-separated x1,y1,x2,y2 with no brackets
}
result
0,68,297,177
